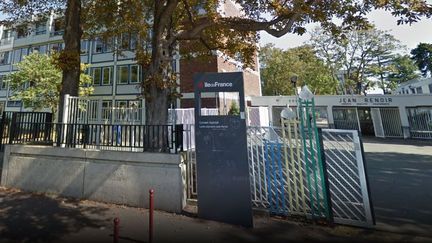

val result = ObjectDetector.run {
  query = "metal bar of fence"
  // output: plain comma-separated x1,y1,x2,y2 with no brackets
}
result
0,119,183,154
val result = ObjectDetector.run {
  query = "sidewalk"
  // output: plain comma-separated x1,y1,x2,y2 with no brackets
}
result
0,187,430,243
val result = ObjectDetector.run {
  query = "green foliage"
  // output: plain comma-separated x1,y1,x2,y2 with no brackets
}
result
387,55,420,86
228,101,240,116
310,26,403,94
6,52,93,114
411,43,432,77
260,44,338,96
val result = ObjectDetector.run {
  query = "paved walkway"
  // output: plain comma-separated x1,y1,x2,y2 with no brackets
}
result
1,188,431,243
363,138,432,238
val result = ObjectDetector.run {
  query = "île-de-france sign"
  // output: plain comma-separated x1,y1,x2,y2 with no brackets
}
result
193,72,253,228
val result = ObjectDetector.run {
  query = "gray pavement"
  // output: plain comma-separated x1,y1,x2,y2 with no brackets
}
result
0,138,432,242
362,137,432,237
1,187,431,243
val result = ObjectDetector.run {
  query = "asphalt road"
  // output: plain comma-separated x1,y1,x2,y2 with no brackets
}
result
362,137,432,237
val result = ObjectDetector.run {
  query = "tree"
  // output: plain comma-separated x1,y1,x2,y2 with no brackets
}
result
387,55,420,88
260,44,338,95
6,52,93,115
1,0,83,123
411,43,432,77
2,1,432,124
310,26,401,94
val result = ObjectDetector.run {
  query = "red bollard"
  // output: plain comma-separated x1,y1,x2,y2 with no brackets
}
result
149,189,154,243
113,217,120,243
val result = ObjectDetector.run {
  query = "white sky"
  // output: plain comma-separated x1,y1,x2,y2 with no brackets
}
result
260,9,432,53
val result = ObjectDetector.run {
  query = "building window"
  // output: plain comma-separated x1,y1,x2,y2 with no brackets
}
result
102,101,112,108
35,20,47,35
410,87,416,94
119,33,138,50
0,102,4,114
116,100,128,108
0,75,7,90
117,66,129,84
93,38,113,53
50,42,64,53
16,25,28,39
102,67,112,85
120,33,130,50
92,68,101,85
7,100,22,107
130,65,140,83
80,40,88,54
428,84,432,94
94,38,104,53
0,51,10,65
416,87,423,94
52,18,64,36
33,45,47,54
2,29,11,39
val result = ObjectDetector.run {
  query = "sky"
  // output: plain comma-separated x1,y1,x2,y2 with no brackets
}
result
260,8,432,54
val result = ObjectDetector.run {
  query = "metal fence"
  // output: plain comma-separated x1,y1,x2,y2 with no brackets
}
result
6,121,185,153
0,111,53,151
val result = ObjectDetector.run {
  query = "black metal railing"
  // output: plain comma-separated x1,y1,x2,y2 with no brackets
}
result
6,122,185,154
0,111,53,152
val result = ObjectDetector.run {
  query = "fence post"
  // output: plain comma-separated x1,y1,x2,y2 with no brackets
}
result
8,112,17,145
317,128,334,223
113,217,120,243
175,124,183,152
149,189,154,243
83,124,89,149
0,111,6,151
62,94,70,124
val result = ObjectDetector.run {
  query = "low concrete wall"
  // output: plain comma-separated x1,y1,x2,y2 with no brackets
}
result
0,145,186,213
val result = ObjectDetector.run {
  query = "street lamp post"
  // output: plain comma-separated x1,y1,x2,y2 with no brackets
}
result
290,75,298,96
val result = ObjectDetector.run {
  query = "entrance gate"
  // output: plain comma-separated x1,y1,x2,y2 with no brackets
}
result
333,107,359,131
247,125,375,227
379,108,403,137
407,107,432,139
334,107,403,138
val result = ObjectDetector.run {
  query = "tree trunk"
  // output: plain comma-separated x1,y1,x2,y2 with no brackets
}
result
57,0,82,123
145,86,170,152
145,87,169,125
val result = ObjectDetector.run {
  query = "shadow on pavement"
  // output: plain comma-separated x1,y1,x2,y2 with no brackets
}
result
0,190,109,242
362,137,432,147
365,151,432,237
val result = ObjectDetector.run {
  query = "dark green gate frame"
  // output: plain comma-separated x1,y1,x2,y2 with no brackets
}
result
298,97,332,221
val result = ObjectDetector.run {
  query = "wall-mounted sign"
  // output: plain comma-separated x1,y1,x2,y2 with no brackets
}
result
338,97,394,106
194,72,253,228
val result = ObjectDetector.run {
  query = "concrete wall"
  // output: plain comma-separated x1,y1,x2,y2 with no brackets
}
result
0,145,186,213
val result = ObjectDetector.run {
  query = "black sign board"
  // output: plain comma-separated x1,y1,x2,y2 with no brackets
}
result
194,72,253,228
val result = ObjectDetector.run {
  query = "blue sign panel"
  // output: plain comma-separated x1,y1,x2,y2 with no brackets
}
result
194,72,253,228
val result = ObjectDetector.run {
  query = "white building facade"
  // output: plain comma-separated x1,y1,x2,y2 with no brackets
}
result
251,94,432,139
0,14,148,115
396,78,432,95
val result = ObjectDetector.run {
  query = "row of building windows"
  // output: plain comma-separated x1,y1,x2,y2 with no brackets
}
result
0,36,139,66
1,18,64,40
0,42,65,65
0,64,141,91
92,65,141,86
